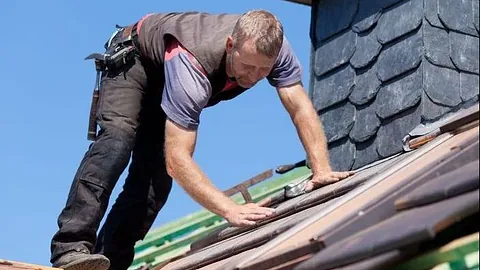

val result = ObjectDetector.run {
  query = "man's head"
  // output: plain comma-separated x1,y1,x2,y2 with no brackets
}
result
226,10,284,88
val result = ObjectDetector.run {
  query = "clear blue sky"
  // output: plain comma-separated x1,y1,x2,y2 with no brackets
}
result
0,0,311,266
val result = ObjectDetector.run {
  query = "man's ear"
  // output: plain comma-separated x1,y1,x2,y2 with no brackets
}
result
226,36,234,53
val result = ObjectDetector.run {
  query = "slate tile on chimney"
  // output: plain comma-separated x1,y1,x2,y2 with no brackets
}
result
460,72,480,102
320,101,356,143
376,67,422,119
349,66,382,105
424,60,462,107
424,19,455,69
376,28,423,82
424,0,444,28
314,65,355,111
350,29,382,69
438,0,478,36
328,137,356,171
376,104,421,158
353,136,379,169
376,0,423,44
316,0,359,42
352,0,383,33
474,0,479,33
450,32,480,74
314,30,356,76
422,91,452,122
350,103,381,143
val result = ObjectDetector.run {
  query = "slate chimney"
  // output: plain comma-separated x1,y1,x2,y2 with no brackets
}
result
310,0,479,170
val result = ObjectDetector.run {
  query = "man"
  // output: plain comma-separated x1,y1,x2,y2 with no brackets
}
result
50,10,353,270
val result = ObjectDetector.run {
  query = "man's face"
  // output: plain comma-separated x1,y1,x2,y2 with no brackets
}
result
226,37,276,88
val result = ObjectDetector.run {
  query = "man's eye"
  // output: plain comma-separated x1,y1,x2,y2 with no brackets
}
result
243,64,255,70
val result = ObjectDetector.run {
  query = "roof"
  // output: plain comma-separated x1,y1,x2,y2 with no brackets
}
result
131,103,479,270
283,0,311,6
0,260,60,270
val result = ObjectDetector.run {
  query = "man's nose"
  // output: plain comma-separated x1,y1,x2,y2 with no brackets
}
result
248,71,264,82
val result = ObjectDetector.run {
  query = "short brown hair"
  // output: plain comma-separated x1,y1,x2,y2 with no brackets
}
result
232,10,284,58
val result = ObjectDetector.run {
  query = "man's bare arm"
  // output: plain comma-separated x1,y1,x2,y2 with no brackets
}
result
276,83,353,190
164,119,275,226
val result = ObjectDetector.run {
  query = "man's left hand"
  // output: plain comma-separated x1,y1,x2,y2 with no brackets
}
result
305,171,355,192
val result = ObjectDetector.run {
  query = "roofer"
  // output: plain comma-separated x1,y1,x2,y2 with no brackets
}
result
50,10,354,270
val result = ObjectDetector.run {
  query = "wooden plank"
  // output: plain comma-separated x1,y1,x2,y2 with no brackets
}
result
0,260,60,270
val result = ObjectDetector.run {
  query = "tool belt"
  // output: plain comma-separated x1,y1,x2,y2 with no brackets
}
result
84,23,140,141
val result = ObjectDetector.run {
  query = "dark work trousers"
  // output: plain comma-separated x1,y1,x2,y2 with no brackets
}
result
50,56,172,270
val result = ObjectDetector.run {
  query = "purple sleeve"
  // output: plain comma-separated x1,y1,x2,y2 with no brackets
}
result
267,36,303,88
161,52,212,130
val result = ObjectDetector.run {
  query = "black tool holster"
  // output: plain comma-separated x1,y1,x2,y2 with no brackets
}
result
84,23,140,141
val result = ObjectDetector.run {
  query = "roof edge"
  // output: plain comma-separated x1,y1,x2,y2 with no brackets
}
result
283,0,312,6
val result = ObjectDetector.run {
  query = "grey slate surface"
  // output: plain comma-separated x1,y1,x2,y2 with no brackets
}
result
314,31,356,76
375,67,422,119
349,67,381,105
376,28,423,82
350,30,382,69
313,65,355,110
375,0,423,44
329,138,356,171
320,101,355,143
474,0,479,33
422,92,452,122
376,105,421,158
450,32,480,74
438,0,478,36
350,105,380,143
352,0,382,33
353,137,379,169
460,72,480,102
424,0,444,28
424,21,456,69
311,0,480,170
423,60,462,107
315,0,358,42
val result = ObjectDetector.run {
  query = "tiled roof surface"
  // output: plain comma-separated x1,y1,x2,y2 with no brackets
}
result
311,0,479,171
0,260,60,270
151,105,479,270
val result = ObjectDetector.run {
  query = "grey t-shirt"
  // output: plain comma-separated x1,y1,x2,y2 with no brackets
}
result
161,37,303,130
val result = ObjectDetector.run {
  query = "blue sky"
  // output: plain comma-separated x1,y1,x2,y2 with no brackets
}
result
0,0,311,266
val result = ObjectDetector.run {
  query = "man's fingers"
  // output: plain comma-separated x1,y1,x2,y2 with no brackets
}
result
245,213,270,221
257,198,272,207
331,171,353,179
246,204,276,216
235,220,256,227
305,180,315,192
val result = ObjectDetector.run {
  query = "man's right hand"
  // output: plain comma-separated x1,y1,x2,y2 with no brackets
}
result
224,203,276,227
